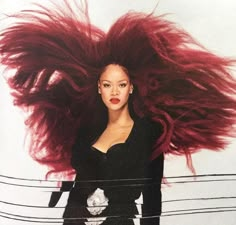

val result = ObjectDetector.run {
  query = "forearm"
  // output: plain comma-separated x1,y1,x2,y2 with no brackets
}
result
141,154,163,225
48,181,74,207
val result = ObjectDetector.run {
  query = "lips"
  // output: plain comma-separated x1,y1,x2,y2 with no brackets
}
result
110,98,120,104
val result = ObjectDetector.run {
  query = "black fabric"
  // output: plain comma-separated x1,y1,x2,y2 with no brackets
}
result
62,118,164,225
49,181,74,207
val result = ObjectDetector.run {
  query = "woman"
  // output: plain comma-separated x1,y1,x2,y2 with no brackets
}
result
60,64,163,224
0,1,236,224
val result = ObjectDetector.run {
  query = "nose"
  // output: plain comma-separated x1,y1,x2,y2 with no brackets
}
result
111,86,119,95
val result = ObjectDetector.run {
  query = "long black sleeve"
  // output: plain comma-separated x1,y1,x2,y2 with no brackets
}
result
48,138,81,208
141,153,164,225
48,181,74,207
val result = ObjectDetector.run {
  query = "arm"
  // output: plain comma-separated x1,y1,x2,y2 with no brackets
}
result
48,181,74,207
141,153,164,225
48,133,88,207
48,137,80,208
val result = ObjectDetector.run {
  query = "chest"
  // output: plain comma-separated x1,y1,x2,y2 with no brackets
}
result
92,125,133,154
71,119,154,180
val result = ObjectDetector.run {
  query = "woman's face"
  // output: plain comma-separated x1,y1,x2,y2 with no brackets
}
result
98,64,133,112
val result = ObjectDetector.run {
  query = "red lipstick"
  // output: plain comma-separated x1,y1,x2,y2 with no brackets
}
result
110,98,120,104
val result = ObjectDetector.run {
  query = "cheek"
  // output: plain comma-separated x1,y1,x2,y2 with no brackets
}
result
100,89,110,100
121,89,131,99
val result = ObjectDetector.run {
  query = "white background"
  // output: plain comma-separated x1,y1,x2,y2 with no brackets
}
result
0,1,236,225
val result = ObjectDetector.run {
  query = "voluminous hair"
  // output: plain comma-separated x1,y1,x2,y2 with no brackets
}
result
1,1,236,177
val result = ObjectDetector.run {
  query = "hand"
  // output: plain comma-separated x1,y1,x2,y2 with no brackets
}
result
87,188,109,216
85,216,107,225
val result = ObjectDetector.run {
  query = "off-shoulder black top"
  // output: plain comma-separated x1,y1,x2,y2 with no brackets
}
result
61,117,164,225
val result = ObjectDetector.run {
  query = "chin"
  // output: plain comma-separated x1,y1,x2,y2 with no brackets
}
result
109,104,128,112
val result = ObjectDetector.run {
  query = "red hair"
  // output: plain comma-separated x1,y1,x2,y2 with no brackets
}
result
1,1,236,177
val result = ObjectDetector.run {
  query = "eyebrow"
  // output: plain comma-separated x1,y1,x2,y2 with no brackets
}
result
100,79,128,83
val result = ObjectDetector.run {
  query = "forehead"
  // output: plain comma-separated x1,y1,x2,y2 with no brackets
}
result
100,64,129,81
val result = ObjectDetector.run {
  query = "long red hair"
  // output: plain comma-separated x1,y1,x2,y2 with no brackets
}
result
1,1,236,177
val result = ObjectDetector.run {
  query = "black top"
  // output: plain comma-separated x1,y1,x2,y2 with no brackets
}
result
58,118,163,225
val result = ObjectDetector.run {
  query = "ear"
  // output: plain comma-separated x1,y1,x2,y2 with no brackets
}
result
129,84,134,94
98,81,101,94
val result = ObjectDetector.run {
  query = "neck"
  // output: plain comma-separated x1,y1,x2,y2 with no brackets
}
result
107,106,133,127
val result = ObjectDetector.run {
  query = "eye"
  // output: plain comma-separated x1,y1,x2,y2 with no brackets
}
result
119,83,127,88
103,83,111,88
